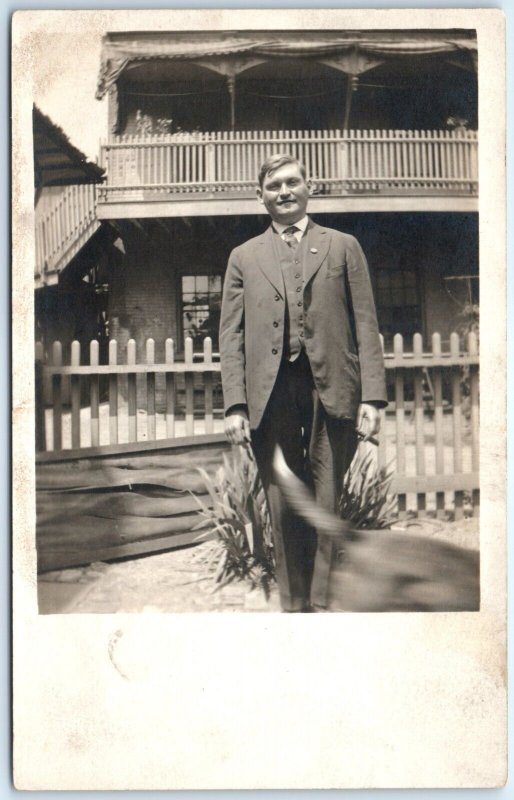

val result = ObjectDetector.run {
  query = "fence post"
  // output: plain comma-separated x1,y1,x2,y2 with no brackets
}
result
109,340,118,444
450,332,464,519
432,333,446,518
70,340,81,449
393,334,407,518
206,143,216,186
338,130,348,195
377,334,387,470
127,339,137,443
184,337,194,436
203,337,214,434
52,341,62,452
413,333,426,513
146,338,156,441
35,341,46,452
90,340,100,447
468,331,480,516
165,338,175,438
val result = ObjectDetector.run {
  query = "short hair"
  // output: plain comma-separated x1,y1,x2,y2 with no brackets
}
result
258,154,307,189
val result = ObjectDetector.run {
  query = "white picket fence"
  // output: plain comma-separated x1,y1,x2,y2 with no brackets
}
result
35,331,479,517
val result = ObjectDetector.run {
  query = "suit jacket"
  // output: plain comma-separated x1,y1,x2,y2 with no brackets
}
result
220,219,387,430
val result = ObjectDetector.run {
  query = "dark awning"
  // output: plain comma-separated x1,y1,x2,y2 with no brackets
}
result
96,30,477,98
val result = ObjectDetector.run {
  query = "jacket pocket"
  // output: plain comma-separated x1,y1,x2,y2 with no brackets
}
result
326,263,345,278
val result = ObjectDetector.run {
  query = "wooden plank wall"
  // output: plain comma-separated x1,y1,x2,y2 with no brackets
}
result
36,437,230,573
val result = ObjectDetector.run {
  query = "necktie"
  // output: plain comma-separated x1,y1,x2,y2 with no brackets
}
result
282,225,300,248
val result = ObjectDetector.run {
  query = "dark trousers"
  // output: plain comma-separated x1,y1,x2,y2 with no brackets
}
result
251,351,358,611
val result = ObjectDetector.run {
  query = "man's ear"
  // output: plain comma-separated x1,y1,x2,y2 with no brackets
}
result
307,179,313,195
256,187,263,204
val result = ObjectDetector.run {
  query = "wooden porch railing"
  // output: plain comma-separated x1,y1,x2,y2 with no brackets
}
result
33,130,478,283
98,128,478,200
35,331,479,518
35,183,100,287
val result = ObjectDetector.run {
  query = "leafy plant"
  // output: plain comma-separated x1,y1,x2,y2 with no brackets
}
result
457,302,479,420
192,447,275,593
134,109,173,136
457,302,479,342
339,447,397,529
193,442,396,596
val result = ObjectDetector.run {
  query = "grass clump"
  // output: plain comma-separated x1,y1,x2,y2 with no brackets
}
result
194,443,396,594
193,447,275,593
339,447,397,529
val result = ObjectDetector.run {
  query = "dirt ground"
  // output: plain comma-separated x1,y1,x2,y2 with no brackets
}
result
38,515,479,614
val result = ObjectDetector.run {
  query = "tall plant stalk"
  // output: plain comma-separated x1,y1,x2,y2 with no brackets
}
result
339,447,397,529
192,447,274,592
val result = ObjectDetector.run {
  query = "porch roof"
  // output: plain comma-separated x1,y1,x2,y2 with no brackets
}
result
96,29,477,99
33,106,105,188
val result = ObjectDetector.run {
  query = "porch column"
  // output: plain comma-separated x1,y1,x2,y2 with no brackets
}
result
320,47,383,131
343,75,359,130
108,83,120,135
226,75,236,131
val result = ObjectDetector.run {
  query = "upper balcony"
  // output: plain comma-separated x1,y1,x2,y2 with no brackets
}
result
95,30,478,218
96,127,478,219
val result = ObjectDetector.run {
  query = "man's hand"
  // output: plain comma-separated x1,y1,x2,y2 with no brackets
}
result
356,403,381,442
224,410,251,446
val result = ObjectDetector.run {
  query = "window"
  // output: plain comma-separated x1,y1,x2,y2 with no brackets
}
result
375,268,421,349
181,274,223,350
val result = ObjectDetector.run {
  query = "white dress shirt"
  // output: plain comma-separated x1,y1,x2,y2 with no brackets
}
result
273,215,309,244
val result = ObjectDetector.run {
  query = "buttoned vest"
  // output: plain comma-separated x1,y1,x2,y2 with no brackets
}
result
272,231,308,361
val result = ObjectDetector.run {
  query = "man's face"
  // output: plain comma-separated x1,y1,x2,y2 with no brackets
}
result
257,162,310,225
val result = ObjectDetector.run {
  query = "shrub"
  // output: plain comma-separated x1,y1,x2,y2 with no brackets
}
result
192,447,275,593
194,443,396,594
457,302,479,420
339,447,397,529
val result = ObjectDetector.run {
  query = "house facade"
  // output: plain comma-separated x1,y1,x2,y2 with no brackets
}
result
33,106,119,359
36,29,479,367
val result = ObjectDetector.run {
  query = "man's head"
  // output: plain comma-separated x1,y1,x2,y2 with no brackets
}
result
256,154,311,225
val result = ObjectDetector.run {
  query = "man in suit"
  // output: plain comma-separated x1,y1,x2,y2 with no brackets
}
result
220,154,387,612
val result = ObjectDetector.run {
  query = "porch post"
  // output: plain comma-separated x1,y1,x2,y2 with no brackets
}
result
108,83,120,135
227,75,236,131
343,75,359,130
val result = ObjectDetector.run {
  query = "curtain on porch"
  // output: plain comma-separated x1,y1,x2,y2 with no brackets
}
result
96,30,477,99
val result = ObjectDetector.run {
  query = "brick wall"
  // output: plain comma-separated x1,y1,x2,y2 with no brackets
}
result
106,218,254,411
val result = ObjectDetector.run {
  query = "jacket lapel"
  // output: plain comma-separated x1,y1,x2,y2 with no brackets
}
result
256,226,284,298
303,221,331,286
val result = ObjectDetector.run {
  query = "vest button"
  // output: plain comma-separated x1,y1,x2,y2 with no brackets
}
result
273,321,278,327
274,295,280,301
295,273,301,279
272,348,278,355
296,286,301,292
297,300,303,307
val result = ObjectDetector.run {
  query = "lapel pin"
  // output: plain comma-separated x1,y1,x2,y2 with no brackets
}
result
310,247,318,254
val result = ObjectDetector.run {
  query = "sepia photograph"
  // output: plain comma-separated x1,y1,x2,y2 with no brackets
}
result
12,8,506,791
33,22,479,614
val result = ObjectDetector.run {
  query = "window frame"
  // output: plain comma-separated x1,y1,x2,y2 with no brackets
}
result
374,265,423,350
179,272,224,355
